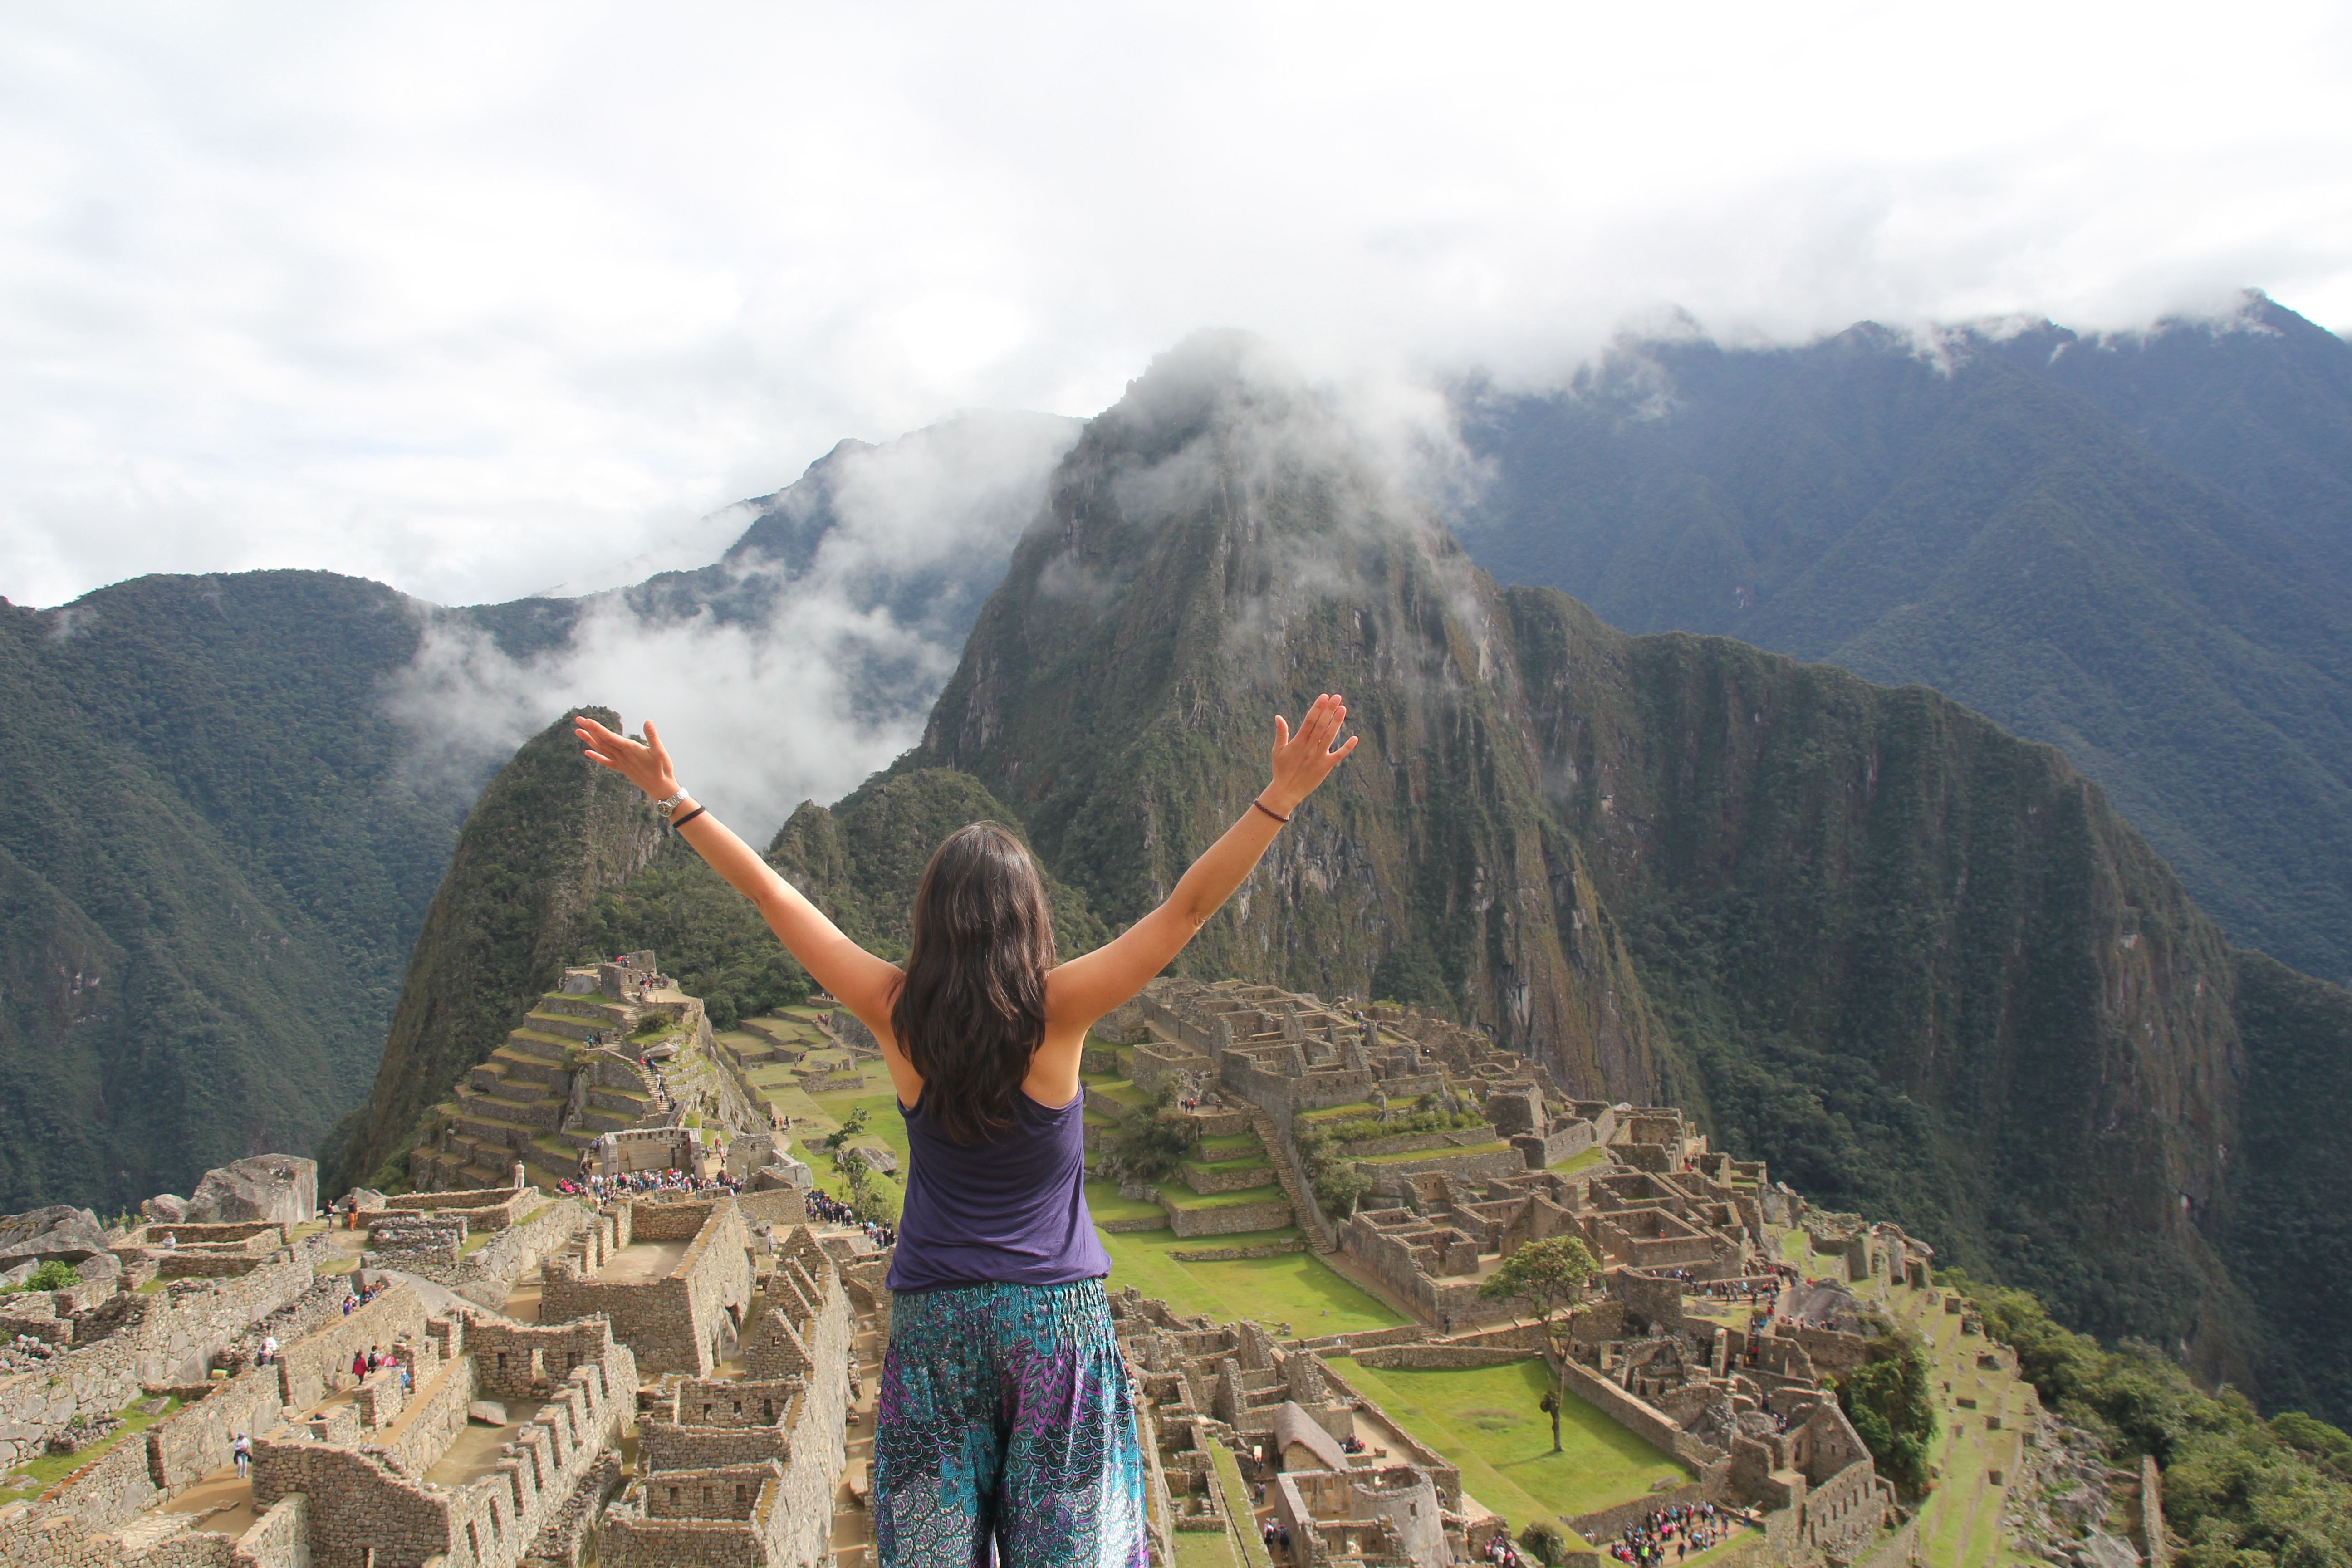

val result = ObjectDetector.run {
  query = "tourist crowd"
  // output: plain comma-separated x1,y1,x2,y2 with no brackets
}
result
560,1170,745,1200
341,1276,391,1315
806,1190,896,1248
1606,1500,1736,1563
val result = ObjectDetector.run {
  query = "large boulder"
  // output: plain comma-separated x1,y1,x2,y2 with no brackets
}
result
0,1206,110,1267
141,1194,189,1225
750,1157,814,1191
186,1156,318,1226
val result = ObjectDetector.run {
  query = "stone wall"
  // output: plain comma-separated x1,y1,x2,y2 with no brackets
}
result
1178,1160,1282,1196
384,1188,539,1228
0,1491,310,1568
732,1188,808,1231
147,1367,286,1493
1564,1481,1713,1544
1548,1347,1696,1463
600,1467,793,1568
251,1319,632,1568
1166,1200,1294,1238
1353,1344,1537,1370
397,1197,591,1309
538,1201,752,1377
234,1494,312,1568
637,1417,789,1473
0,1231,331,1471
1167,1240,1309,1262
276,1282,429,1411
1345,1147,1525,1185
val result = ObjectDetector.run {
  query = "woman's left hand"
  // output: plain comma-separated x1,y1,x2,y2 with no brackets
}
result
574,715,680,801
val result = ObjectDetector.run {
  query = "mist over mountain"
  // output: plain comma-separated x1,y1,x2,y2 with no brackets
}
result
0,412,1075,1214
1451,293,2352,987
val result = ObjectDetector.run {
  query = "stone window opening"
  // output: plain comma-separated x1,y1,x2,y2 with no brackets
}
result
668,1486,680,1506
466,1523,480,1561
736,1483,748,1505
702,1485,714,1509
496,1352,509,1374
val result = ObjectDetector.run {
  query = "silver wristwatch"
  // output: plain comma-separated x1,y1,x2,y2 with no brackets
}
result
653,789,690,819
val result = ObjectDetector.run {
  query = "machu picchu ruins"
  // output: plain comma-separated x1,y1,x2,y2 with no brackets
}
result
0,965,2181,1568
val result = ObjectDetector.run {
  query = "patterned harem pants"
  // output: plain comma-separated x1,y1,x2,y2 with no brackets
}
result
873,1277,1148,1568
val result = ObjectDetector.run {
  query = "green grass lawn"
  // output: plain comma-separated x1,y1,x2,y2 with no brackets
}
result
1172,1531,1242,1568
1084,1179,1167,1224
1097,1225,1402,1335
1552,1145,1608,1176
1160,1183,1287,1211
1335,1357,1689,1534
799,1088,915,1222
0,1394,182,1505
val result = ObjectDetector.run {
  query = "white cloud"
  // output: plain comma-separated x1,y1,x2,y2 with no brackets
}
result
1,0,2349,610
384,408,1079,836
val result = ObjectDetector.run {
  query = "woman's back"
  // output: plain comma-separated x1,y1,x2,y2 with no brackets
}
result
887,1083,1111,1294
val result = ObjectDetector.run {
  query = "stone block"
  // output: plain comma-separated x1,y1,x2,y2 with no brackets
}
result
470,1400,510,1425
186,1155,318,1226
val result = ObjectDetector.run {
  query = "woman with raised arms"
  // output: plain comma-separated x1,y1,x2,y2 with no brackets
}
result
573,693,1358,1568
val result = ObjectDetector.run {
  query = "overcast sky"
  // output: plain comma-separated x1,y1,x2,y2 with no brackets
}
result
5,0,2349,610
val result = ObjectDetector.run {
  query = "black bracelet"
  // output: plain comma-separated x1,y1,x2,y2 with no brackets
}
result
1251,798,1291,825
670,805,707,831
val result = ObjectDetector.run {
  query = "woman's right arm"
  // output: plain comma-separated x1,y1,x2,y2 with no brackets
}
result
1044,692,1358,1029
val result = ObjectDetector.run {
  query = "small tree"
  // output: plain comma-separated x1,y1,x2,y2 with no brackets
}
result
1837,1329,1937,1496
24,1260,77,1292
1480,1235,1600,1453
819,1108,891,1222
1101,1088,1200,1184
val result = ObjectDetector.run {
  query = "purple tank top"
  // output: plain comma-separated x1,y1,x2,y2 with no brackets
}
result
886,1084,1113,1293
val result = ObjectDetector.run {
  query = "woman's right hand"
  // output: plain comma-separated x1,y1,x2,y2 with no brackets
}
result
575,715,681,803
1263,692,1359,812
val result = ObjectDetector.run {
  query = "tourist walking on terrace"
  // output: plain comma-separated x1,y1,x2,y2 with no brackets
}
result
576,695,1360,1568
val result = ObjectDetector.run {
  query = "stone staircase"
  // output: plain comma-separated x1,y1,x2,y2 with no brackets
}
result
428,994,668,1190
1246,1105,1339,1253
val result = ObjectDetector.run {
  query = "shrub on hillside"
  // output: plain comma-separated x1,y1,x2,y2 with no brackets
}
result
1835,1331,1936,1495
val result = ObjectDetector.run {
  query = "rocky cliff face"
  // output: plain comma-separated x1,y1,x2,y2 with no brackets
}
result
322,708,661,1192
877,332,2308,1401
910,333,1667,1098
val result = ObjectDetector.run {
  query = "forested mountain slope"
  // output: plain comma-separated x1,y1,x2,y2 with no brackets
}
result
0,573,461,1211
1453,297,2352,988
849,332,2344,1419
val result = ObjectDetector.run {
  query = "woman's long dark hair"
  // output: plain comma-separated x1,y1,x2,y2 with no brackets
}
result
890,822,1057,1145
